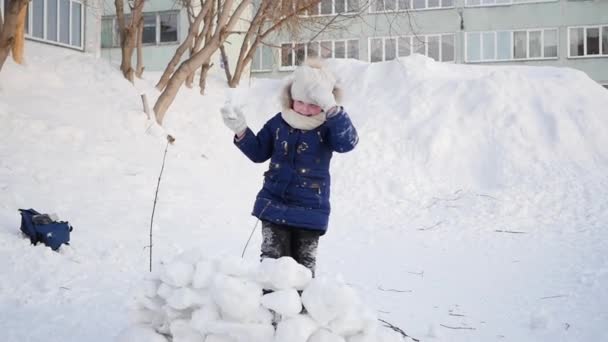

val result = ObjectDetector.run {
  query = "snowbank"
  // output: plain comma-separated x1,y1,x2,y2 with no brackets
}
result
117,253,408,342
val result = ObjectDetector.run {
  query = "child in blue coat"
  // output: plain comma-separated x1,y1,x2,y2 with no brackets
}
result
221,61,358,276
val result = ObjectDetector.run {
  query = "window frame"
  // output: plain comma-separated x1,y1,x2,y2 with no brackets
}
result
22,0,85,51
279,38,360,71
367,33,456,63
465,27,559,63
464,0,557,8
251,44,274,73
369,0,455,13
102,10,180,49
567,24,608,59
302,0,359,17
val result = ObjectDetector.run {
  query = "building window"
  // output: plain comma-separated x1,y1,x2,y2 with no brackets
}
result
251,44,274,72
465,0,556,7
19,0,84,50
369,34,455,62
466,28,558,62
568,25,608,58
101,11,180,48
280,39,360,69
305,0,358,16
371,0,454,12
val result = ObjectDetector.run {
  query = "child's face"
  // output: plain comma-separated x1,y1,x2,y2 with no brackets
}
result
293,100,323,117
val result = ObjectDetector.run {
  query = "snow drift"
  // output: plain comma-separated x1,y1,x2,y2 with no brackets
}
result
1,48,608,342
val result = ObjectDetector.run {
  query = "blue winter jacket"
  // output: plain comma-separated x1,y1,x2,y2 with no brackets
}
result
235,108,358,234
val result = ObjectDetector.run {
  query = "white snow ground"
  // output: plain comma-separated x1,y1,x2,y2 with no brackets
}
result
1,46,608,341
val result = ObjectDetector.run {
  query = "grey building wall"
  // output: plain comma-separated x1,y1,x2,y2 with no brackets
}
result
252,0,608,86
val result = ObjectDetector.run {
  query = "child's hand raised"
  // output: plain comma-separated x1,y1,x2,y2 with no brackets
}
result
220,103,247,137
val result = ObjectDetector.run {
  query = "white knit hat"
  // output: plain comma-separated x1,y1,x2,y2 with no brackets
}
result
290,63,337,106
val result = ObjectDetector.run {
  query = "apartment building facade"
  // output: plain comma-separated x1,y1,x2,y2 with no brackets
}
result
251,0,608,88
100,0,251,75
0,0,102,55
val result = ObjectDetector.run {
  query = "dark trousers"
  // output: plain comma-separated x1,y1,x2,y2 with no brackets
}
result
260,221,322,277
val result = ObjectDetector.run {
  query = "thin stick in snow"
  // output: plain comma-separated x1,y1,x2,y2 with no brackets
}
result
495,229,527,234
440,324,476,330
418,221,443,231
377,285,412,293
147,135,175,272
540,295,568,300
378,319,420,342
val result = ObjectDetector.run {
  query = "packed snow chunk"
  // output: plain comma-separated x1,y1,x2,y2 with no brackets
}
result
274,314,318,342
142,279,161,298
309,328,347,342
160,261,195,287
205,321,275,342
115,324,168,342
166,287,207,310
260,289,302,317
137,295,164,312
328,307,377,336
257,257,312,290
211,274,262,322
190,304,221,334
301,277,359,326
217,256,257,277
170,319,205,342
193,259,216,289
157,283,176,300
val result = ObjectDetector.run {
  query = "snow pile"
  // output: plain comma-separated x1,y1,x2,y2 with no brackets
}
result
118,253,409,342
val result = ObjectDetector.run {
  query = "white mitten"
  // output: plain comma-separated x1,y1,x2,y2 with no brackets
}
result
220,104,247,135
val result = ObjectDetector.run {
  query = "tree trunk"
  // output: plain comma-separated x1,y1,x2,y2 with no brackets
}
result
154,0,251,125
11,3,27,64
155,1,209,91
219,44,233,85
115,0,144,83
154,51,212,124
199,62,212,95
0,0,29,72
135,17,144,78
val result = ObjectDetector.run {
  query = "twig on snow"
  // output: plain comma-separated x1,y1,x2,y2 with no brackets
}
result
378,285,412,293
378,319,420,342
418,221,443,231
449,313,466,317
147,135,175,272
440,324,476,330
540,295,568,300
495,229,527,234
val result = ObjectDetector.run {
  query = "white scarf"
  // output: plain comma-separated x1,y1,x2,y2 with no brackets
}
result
281,109,327,131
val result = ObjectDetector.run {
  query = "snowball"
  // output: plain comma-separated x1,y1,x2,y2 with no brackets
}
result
132,308,164,326
114,324,168,342
217,256,256,277
308,329,347,342
157,283,176,300
205,321,275,342
142,279,160,298
174,248,205,265
160,261,195,287
301,277,359,326
211,274,262,322
138,295,164,312
170,319,205,342
328,307,377,337
274,315,318,342
257,257,312,290
166,287,206,310
193,260,216,289
191,304,221,334
260,289,302,317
